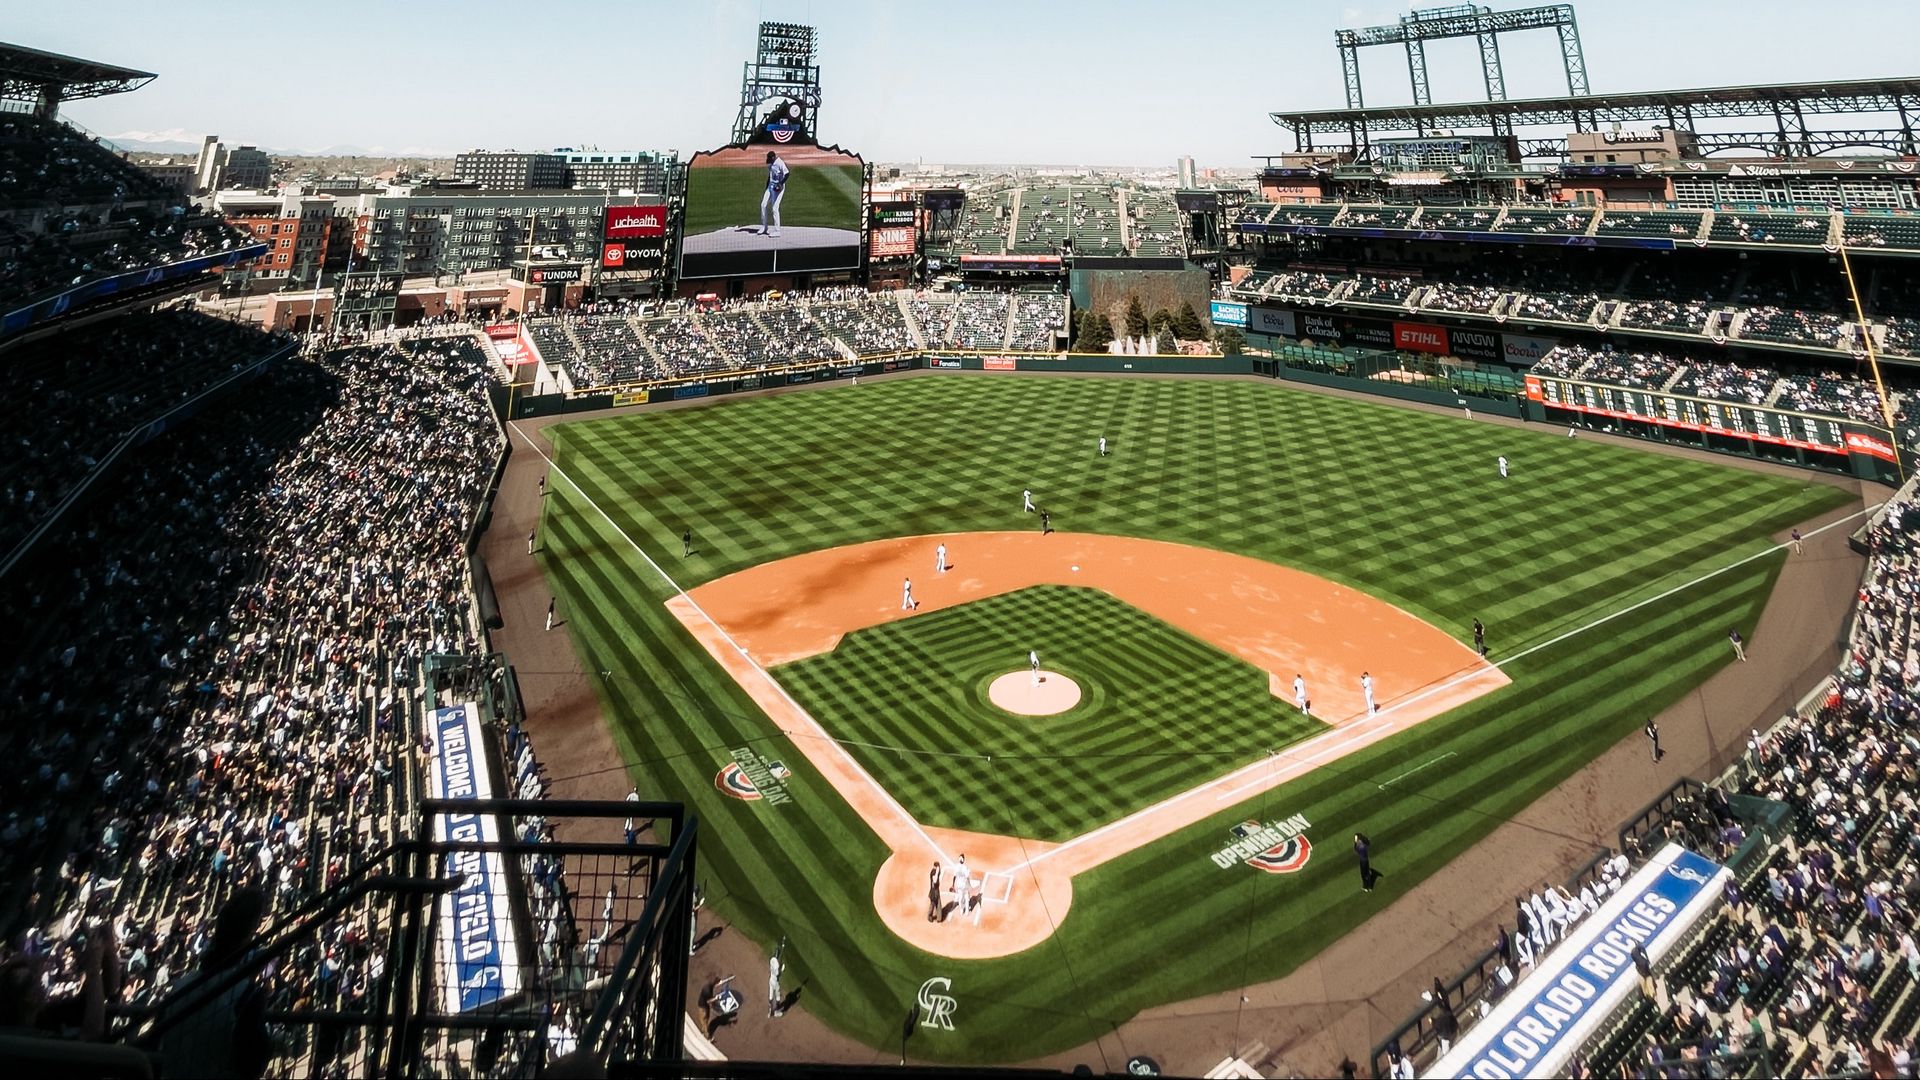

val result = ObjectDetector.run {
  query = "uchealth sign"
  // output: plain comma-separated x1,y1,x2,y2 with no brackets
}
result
1448,327,1502,361
1503,333,1560,365
604,204,666,240
1430,845,1728,1080
1393,321,1448,354
1249,306,1295,337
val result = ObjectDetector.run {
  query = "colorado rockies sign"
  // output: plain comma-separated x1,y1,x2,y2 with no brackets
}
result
917,976,958,1030
1210,813,1312,873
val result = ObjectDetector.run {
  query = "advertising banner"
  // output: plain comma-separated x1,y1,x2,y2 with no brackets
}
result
484,324,519,340
1342,315,1394,348
870,201,917,260
611,390,650,407
932,358,963,369
1393,321,1449,354
983,357,1017,370
1300,311,1341,342
426,703,520,1014
603,203,667,240
1209,300,1249,328
1503,333,1560,365
1433,846,1727,1080
1447,326,1503,362
1249,307,1294,337
673,382,711,400
1532,375,1857,455
529,266,582,284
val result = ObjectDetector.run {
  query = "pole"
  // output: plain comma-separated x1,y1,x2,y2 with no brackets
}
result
1836,241,1906,482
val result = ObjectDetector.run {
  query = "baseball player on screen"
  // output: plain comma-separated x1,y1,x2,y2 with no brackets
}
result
761,151,789,237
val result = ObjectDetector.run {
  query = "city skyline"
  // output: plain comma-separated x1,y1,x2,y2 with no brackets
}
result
14,0,1920,168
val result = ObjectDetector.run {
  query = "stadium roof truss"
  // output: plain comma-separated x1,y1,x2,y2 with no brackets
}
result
0,41,155,107
1335,4,1589,111
1271,78,1920,161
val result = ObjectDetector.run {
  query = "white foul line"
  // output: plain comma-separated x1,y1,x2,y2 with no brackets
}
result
1377,751,1458,791
1010,498,1881,875
510,422,955,866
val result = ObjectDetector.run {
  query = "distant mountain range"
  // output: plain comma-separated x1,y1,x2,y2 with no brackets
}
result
103,128,454,157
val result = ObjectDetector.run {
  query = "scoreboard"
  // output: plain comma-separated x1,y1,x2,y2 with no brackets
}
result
1526,375,1898,462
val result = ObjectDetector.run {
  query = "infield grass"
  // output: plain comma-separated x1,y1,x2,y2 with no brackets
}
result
535,374,1852,1062
776,585,1324,842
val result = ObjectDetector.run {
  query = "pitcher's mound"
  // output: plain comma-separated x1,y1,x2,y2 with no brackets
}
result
989,670,1081,716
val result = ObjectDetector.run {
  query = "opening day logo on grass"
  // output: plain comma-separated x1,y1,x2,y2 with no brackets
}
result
716,748,794,805
1210,813,1313,873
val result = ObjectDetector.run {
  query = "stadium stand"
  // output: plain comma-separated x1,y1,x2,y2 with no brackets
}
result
0,308,292,558
1126,188,1185,256
1709,211,1834,247
1014,186,1069,255
1535,344,1902,426
1495,207,1594,235
1593,209,1707,240
1842,213,1920,251
808,295,917,355
1421,207,1498,231
1269,204,1346,227
0,337,504,1070
949,291,1012,350
1337,204,1421,230
1007,293,1066,351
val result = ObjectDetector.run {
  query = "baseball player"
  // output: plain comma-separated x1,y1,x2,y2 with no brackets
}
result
936,542,948,573
1022,488,1035,513
760,151,789,237
767,950,784,1018
901,578,918,611
1497,455,1509,479
951,854,970,917
1098,436,1107,456
1029,649,1041,687
545,596,556,632
1729,628,1747,662
1040,509,1053,535
1472,618,1487,657
1789,527,1803,555
1361,671,1377,714
527,528,536,555
1293,674,1309,715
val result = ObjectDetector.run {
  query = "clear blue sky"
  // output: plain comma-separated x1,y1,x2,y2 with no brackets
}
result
16,0,1919,167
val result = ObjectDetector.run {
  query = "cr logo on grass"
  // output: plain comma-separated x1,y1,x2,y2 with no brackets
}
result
917,977,958,1031
715,748,794,805
1210,813,1313,874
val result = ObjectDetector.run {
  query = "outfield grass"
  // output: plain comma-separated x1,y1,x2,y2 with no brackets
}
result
536,375,1851,1062
776,585,1324,842
682,162,864,236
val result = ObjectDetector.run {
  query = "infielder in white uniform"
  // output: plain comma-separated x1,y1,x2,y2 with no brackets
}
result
1293,674,1309,715
767,953,783,1018
935,543,948,573
901,577,917,611
1029,649,1040,686
1022,488,1035,513
1498,455,1509,478
1361,671,1377,714
1098,436,1107,456
760,151,789,237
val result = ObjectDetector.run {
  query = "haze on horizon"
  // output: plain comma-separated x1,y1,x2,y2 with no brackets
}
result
14,0,1919,169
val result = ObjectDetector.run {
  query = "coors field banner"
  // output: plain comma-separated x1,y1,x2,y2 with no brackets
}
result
1248,306,1294,337
1502,333,1560,365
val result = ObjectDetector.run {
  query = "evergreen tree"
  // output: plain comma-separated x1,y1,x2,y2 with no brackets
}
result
1215,327,1247,355
1175,300,1207,341
1077,311,1115,352
1155,327,1177,354
1149,308,1175,338
1123,295,1149,338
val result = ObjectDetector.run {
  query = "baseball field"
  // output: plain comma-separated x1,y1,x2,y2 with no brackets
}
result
532,373,1848,1062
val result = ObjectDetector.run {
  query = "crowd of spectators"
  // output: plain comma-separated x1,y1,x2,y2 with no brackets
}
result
808,297,917,354
1740,306,1853,350
1668,359,1780,405
1773,370,1893,425
948,292,1012,349
1541,344,1681,389
1,333,505,1074
1008,294,1066,351
1,212,252,305
1347,272,1419,304
0,308,290,558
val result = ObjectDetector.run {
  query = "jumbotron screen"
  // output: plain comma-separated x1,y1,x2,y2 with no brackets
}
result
679,145,865,279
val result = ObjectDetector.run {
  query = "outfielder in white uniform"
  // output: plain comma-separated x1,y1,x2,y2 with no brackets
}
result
1498,455,1509,479
901,577,917,611
1022,488,1035,513
1293,674,1309,715
1029,649,1040,686
935,543,948,573
1098,436,1107,456
760,152,789,237
1361,671,1376,714
767,954,784,1018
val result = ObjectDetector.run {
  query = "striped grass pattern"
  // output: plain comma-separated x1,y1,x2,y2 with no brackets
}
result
537,375,1850,1061
776,585,1324,842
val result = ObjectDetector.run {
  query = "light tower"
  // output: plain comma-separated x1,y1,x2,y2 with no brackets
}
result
731,22,822,147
